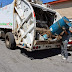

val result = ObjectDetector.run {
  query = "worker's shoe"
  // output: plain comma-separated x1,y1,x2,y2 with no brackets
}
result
58,54,62,56
62,57,66,60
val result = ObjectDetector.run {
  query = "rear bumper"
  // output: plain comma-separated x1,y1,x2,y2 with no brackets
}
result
32,43,61,51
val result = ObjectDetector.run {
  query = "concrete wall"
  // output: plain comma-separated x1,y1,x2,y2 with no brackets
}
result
51,1,72,19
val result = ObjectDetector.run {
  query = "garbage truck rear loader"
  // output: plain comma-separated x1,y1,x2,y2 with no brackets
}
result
0,0,64,51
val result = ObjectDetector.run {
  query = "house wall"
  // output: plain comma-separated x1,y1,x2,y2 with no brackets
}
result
50,1,72,19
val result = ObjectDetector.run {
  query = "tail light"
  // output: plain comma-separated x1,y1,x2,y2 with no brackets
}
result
68,41,72,44
36,46,38,49
33,46,35,49
33,11,35,17
33,46,39,49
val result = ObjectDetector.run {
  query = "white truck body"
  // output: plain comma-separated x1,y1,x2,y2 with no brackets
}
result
0,1,14,29
0,0,62,51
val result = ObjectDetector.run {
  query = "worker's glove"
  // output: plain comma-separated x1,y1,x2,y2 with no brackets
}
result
62,26,66,30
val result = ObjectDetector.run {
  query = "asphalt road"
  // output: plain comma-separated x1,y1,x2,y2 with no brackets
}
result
0,38,72,72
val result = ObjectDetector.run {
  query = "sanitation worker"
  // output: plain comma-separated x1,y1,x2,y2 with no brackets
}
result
61,26,72,60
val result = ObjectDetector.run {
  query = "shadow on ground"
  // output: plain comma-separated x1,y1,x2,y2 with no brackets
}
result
0,37,5,42
15,47,61,60
13,47,72,60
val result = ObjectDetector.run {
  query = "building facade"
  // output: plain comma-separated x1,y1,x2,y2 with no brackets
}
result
48,0,72,20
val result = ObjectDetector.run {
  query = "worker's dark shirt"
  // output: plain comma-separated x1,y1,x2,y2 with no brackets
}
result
62,30,72,41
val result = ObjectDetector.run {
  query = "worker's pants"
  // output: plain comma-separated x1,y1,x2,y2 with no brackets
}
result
61,40,68,59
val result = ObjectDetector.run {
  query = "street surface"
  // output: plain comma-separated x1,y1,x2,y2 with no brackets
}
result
0,38,72,72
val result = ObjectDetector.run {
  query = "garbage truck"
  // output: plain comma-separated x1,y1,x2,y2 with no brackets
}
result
0,0,71,51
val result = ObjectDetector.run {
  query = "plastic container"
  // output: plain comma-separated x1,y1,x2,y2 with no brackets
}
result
50,16,71,35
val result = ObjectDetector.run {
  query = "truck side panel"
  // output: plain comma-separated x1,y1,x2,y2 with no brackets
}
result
0,0,14,29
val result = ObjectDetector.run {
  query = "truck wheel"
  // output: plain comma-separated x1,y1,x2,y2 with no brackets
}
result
5,32,16,49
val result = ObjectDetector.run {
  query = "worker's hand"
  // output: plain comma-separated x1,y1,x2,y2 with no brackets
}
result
56,35,62,40
69,27,72,33
70,30,72,33
62,26,66,31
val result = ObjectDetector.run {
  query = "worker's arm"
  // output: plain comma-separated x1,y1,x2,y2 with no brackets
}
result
62,26,69,35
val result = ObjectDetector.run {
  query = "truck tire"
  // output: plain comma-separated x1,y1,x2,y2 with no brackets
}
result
5,32,16,49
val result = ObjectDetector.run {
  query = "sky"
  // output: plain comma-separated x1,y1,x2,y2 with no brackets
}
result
0,0,56,7
41,0,56,3
0,0,13,7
